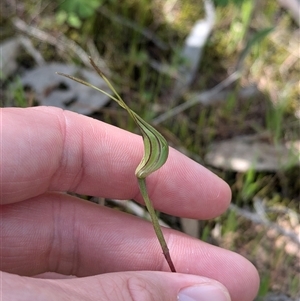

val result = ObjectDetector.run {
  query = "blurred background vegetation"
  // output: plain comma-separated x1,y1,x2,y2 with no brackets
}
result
1,0,299,300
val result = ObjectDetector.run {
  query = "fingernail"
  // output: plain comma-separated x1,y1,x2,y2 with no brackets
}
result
178,284,231,301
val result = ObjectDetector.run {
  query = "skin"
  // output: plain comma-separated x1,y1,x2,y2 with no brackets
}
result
0,106,260,301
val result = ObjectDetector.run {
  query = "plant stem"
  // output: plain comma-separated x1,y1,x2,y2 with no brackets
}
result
137,178,176,272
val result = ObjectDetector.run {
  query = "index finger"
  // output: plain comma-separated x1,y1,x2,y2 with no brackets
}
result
1,106,231,218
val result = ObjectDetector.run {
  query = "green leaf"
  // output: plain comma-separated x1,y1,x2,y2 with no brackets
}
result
59,0,103,19
240,27,274,62
213,0,247,7
67,13,82,28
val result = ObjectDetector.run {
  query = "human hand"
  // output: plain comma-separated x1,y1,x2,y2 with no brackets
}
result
1,106,259,301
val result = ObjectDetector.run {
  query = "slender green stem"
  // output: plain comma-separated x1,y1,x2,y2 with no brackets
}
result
57,57,177,273
137,178,176,273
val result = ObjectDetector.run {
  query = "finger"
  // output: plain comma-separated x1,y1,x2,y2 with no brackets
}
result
1,194,259,301
3,271,232,301
1,106,231,219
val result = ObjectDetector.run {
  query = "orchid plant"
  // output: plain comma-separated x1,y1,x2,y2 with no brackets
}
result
57,57,176,272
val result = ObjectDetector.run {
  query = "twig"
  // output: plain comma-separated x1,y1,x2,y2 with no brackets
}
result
19,36,45,66
152,71,241,125
229,201,300,247
266,205,300,227
109,199,170,228
12,18,95,70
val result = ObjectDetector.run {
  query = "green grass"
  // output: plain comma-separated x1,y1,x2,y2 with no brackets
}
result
7,77,28,107
3,0,300,298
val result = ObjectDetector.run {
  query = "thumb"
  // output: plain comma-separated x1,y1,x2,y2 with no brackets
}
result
3,271,231,301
